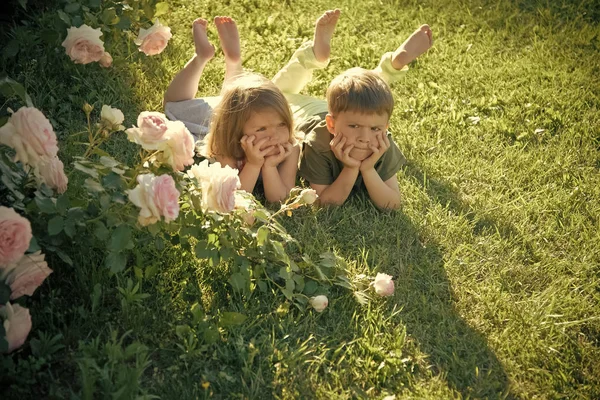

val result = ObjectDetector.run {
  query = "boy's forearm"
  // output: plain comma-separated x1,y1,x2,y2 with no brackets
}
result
316,167,359,205
361,168,401,209
238,163,262,194
261,165,290,203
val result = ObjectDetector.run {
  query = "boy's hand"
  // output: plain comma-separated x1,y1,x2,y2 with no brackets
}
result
241,135,273,166
360,132,390,172
330,133,361,169
263,142,293,167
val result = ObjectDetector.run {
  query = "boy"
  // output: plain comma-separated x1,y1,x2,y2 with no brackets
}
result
295,24,433,209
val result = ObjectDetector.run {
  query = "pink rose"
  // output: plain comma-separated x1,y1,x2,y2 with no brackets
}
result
0,107,58,166
152,174,180,223
2,251,52,300
1,303,32,353
187,160,241,213
157,121,195,171
99,52,112,68
0,207,32,267
372,273,394,296
135,19,172,56
309,295,328,312
61,25,105,64
127,173,180,226
37,156,68,194
125,112,169,150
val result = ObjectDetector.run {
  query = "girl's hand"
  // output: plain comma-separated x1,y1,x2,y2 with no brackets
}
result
360,131,390,172
263,142,293,167
241,135,274,166
330,132,361,169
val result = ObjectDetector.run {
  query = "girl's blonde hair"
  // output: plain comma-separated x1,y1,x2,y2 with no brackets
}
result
204,73,294,160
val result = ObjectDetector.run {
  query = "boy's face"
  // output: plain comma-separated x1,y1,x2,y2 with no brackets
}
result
325,111,389,161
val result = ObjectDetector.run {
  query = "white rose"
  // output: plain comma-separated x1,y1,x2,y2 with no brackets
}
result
36,156,68,194
127,174,161,226
372,273,394,296
299,188,318,205
1,302,32,353
101,105,124,129
187,160,240,213
309,295,328,312
135,19,172,56
61,25,105,64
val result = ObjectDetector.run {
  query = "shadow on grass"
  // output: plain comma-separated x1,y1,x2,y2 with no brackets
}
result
274,197,511,398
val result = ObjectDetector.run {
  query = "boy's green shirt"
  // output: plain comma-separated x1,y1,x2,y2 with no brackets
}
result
297,114,407,189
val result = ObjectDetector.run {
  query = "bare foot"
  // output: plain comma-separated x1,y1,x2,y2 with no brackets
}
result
391,24,433,70
214,16,241,63
313,9,341,62
192,18,215,60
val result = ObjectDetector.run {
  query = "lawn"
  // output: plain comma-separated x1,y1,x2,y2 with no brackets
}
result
1,0,599,398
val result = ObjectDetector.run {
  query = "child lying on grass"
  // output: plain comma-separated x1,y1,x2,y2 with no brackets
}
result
164,10,432,209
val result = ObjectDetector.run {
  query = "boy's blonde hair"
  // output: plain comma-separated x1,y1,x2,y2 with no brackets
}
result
205,73,294,160
326,68,394,118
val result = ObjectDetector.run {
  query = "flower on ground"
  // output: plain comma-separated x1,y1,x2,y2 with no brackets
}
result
0,207,32,267
187,160,240,214
372,273,394,296
99,52,113,68
100,105,124,129
127,173,180,226
299,188,318,205
135,19,172,56
61,25,105,64
0,107,58,166
36,156,68,194
1,302,32,353
2,251,52,300
309,295,328,312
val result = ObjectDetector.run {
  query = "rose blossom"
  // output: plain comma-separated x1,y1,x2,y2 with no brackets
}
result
61,24,105,64
99,51,112,68
100,105,125,129
2,251,52,300
309,295,328,312
372,273,394,296
299,188,318,205
128,173,180,226
1,302,32,353
156,121,195,171
234,193,255,225
135,19,172,56
37,156,68,194
0,207,32,267
151,174,180,223
187,160,241,213
0,107,58,166
125,111,169,150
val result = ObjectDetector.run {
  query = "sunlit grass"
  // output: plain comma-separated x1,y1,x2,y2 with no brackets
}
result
1,0,599,398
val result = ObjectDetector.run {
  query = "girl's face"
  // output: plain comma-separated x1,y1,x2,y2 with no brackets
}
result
242,108,290,156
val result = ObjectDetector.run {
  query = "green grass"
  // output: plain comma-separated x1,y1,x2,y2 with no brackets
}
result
1,0,600,398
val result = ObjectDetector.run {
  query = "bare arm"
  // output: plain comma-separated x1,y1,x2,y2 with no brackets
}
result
310,166,360,205
217,155,262,193
361,171,401,209
262,144,300,202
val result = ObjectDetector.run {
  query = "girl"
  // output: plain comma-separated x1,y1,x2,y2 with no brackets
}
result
163,12,341,202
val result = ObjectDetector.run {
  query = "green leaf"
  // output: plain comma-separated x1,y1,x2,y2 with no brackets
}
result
219,312,247,328
103,172,124,190
55,249,73,265
145,264,158,278
101,8,119,25
64,3,80,13
0,76,33,106
106,251,127,273
64,217,77,238
57,10,71,25
74,162,99,178
3,39,20,59
115,16,131,30
56,194,70,215
17,0,26,10
94,221,109,240
48,215,64,236
256,280,267,292
256,226,269,246
154,2,169,17
109,225,131,252
27,236,40,253
190,303,204,325
281,287,293,300
203,324,219,344
84,178,104,193
303,280,318,296
175,325,192,339
88,0,101,8
228,273,247,292
194,240,214,259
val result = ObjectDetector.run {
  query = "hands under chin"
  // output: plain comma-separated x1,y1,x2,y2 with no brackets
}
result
330,132,390,171
263,142,293,167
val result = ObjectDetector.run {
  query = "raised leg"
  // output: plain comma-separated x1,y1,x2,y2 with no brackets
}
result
215,16,243,85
